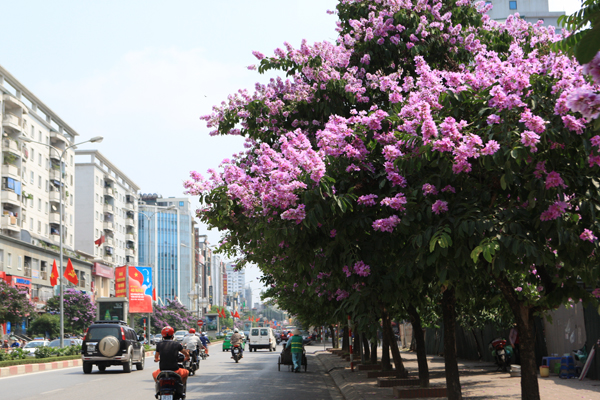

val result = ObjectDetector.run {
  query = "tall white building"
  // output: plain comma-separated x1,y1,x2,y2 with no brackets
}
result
0,64,93,318
486,0,565,26
75,150,139,298
225,262,245,296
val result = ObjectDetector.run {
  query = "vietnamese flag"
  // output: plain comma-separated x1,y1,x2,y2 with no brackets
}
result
248,316,253,321
255,317,259,322
50,260,59,286
64,258,78,285
234,311,240,319
94,234,105,247
230,311,234,317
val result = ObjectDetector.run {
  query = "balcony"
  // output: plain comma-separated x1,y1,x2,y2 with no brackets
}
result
40,271,48,280
104,255,114,264
126,233,136,242
103,221,114,231
3,138,21,154
104,187,114,197
2,113,23,132
50,130,68,146
49,213,61,224
126,248,135,257
0,215,21,232
104,174,115,182
24,266,32,278
3,94,27,113
49,191,61,203
104,203,114,213
1,164,20,179
50,169,62,181
50,233,61,245
1,190,20,206
126,194,135,204
125,217,135,227
105,237,114,247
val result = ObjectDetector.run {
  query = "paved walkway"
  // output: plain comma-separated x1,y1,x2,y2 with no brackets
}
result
314,348,600,399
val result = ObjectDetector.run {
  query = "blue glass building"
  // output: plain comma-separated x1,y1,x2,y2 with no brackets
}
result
138,196,193,308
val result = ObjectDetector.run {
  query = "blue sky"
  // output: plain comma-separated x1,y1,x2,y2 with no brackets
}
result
0,0,582,297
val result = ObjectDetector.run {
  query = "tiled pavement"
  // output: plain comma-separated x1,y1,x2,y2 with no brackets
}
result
314,348,600,400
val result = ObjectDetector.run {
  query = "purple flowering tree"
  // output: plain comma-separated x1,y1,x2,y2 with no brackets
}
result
46,289,96,334
189,1,600,399
0,280,35,327
150,299,197,332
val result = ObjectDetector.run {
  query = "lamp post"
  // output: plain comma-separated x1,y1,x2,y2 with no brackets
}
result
19,134,103,347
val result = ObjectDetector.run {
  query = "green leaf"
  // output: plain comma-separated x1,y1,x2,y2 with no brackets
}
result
500,175,507,190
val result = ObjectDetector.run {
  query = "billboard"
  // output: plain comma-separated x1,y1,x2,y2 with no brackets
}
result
115,266,153,313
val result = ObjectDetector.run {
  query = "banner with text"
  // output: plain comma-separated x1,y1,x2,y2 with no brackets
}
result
115,266,153,313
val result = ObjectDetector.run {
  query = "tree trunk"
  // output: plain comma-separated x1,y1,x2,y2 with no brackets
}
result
342,327,349,352
362,335,371,360
329,325,337,348
359,332,365,364
442,287,462,400
408,304,430,387
371,340,378,364
353,329,360,355
382,307,408,377
382,328,392,370
494,275,541,400
471,328,483,361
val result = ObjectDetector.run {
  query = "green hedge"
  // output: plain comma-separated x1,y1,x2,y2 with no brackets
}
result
0,354,81,368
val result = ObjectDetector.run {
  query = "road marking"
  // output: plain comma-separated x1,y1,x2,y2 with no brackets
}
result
41,389,63,395
209,375,221,382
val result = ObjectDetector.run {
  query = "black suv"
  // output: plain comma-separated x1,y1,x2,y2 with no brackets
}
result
81,320,145,374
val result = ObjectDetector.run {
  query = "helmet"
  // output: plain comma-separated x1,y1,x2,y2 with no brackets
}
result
189,328,196,334
234,328,239,333
161,326,175,338
202,332,207,335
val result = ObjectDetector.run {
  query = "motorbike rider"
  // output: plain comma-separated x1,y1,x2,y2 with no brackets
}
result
199,332,211,356
230,328,244,358
152,326,190,385
182,328,203,366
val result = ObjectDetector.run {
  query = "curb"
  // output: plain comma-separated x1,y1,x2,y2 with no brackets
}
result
0,351,155,378
316,352,362,400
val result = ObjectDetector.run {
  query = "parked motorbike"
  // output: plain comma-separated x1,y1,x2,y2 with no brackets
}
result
489,338,513,372
155,354,186,400
231,344,242,363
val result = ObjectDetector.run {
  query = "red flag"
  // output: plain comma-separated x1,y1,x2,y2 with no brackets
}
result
248,316,252,321
94,235,105,247
152,287,157,301
218,309,224,318
230,311,234,317
255,317,259,322
64,258,79,285
234,311,240,319
50,260,59,286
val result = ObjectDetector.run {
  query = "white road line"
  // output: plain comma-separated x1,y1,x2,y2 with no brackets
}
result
209,375,221,382
40,389,63,395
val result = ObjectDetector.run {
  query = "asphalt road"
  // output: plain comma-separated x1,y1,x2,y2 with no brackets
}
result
2,342,341,400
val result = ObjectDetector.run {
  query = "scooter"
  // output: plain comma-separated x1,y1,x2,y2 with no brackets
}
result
199,347,208,361
489,338,513,372
182,345,199,376
155,354,186,400
231,344,242,363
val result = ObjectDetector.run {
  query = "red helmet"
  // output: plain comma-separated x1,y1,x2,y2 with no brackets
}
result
189,328,196,334
162,326,175,338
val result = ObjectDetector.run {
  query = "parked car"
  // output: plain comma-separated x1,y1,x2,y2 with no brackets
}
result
81,320,145,374
150,334,162,345
248,327,276,352
301,331,313,346
49,339,82,347
22,340,49,356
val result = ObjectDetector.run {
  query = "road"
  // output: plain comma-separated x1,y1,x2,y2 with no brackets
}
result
1,342,341,400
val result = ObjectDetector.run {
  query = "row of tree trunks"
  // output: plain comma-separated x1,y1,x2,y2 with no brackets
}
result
407,303,430,387
329,325,338,348
362,335,371,360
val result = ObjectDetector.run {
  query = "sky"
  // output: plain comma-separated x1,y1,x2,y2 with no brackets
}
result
0,0,582,300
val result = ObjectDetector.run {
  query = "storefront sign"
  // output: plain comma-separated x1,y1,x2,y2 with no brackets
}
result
92,262,114,279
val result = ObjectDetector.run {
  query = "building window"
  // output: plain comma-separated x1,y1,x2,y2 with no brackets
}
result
30,171,34,184
46,180,49,192
38,198,41,211
31,148,35,161
38,175,42,188
38,220,41,233
46,158,49,170
38,153,42,166
30,218,34,230
46,202,49,214
39,131,42,142
509,1,517,10
7,253,12,268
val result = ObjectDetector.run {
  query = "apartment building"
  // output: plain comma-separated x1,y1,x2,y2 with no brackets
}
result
486,0,565,26
75,150,140,298
138,194,194,308
0,64,93,319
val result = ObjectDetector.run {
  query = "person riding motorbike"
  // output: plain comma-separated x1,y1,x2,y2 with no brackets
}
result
199,332,211,356
230,328,244,358
182,328,203,367
152,326,190,385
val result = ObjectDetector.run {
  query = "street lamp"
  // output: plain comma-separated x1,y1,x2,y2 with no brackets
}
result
19,134,103,347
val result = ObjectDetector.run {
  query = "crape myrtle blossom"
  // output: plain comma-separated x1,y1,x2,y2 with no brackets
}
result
580,229,597,242
193,0,600,236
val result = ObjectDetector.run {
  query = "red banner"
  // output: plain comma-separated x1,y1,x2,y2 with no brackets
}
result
115,266,153,313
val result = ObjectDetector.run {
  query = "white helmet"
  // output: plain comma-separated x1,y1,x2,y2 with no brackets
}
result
234,328,239,333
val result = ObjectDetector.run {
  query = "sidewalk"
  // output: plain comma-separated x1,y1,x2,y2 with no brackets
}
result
314,348,600,399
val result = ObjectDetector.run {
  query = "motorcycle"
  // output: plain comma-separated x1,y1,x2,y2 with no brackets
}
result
489,338,513,372
182,345,199,376
231,344,242,363
199,347,208,361
155,354,186,400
